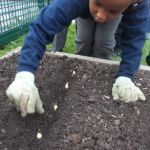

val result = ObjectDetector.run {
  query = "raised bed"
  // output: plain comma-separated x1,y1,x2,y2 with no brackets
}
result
0,48,150,150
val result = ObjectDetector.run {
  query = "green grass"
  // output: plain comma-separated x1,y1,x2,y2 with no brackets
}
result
1,24,150,66
113,40,150,65
0,35,26,57
64,24,76,54
141,40,150,65
46,24,76,53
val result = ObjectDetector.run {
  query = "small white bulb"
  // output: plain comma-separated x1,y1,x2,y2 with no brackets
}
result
65,82,69,89
54,104,58,111
72,71,76,75
37,132,42,139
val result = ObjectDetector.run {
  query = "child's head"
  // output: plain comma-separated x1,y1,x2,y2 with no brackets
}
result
89,0,134,22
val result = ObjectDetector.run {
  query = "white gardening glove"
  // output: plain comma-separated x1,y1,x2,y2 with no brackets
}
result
6,71,44,117
112,76,146,103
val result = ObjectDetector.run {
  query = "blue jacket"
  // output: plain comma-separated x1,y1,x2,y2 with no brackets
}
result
18,0,148,79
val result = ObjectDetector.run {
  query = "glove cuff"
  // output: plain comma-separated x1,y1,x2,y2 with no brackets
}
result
116,76,132,83
15,71,35,82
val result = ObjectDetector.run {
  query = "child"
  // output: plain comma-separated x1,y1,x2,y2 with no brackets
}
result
6,0,148,117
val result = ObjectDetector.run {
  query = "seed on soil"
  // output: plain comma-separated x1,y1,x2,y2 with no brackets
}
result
65,82,69,89
54,104,58,111
134,107,140,115
143,87,149,90
82,74,88,81
137,109,140,115
135,81,141,86
103,95,110,99
72,70,76,75
111,115,117,118
37,132,42,139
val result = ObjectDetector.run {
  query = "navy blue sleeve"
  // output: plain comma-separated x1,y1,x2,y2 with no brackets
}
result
18,0,88,73
117,0,148,79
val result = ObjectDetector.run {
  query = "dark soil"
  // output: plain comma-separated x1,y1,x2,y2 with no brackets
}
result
0,53,150,150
